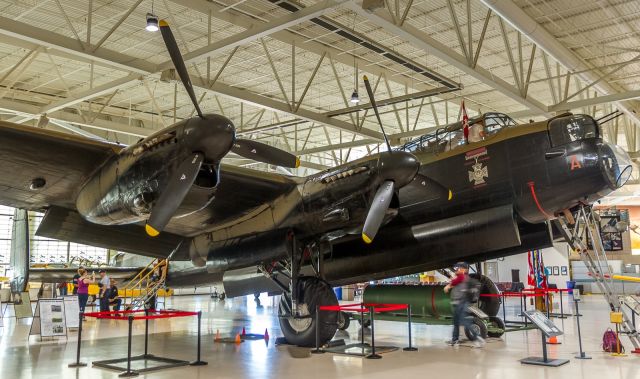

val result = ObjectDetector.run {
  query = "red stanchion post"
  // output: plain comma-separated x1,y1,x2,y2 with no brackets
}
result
311,305,324,354
191,310,208,365
68,311,87,368
403,304,417,351
119,315,138,377
366,306,382,359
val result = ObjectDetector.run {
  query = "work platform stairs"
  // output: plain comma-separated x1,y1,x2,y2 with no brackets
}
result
120,259,168,310
555,205,640,350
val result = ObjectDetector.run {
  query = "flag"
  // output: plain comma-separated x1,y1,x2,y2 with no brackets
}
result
527,250,548,289
461,100,469,144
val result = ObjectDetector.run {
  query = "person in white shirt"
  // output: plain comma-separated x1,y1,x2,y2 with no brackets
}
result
98,270,111,312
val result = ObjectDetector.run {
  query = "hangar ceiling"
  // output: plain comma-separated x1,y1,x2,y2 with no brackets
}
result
0,0,639,177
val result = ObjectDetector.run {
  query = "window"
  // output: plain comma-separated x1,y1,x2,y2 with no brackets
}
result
549,115,598,146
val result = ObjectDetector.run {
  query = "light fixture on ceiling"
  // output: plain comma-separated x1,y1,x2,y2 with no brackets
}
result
146,13,159,32
350,90,360,103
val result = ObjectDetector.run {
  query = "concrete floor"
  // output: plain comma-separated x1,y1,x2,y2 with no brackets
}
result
1,293,638,379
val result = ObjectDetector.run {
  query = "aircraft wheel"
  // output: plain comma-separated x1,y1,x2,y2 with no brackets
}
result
464,316,488,340
337,311,351,330
487,316,506,338
470,274,501,316
278,276,339,347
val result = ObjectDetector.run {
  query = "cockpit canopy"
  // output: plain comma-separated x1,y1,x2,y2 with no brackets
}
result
547,114,599,147
398,112,517,154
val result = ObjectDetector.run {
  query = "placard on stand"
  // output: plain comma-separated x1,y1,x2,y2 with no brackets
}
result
520,310,569,367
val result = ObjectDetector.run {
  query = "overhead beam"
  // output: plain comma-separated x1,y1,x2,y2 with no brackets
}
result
161,0,347,70
343,1,550,116
325,86,458,117
480,0,640,126
0,10,383,140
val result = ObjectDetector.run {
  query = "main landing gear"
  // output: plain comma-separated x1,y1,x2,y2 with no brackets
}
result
260,235,338,347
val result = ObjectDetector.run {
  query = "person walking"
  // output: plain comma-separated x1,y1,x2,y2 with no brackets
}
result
77,269,95,316
98,270,111,312
444,262,484,347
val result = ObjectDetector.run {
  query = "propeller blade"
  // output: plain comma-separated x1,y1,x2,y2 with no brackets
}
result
159,20,204,119
232,139,300,168
362,180,395,244
145,153,204,237
363,75,392,151
413,173,453,201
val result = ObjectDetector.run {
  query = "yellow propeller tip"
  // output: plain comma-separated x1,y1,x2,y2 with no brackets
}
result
362,233,373,244
295,157,301,168
145,224,160,237
448,190,453,201
159,19,169,27
363,75,369,81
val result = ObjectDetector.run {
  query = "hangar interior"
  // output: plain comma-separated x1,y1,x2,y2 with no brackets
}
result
1,0,640,378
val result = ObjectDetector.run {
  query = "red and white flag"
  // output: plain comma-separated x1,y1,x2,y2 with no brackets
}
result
461,100,469,144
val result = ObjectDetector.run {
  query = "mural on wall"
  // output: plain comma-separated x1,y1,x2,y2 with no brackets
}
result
594,207,635,254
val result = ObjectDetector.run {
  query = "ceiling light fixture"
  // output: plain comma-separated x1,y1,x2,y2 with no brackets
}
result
146,13,159,32
350,90,360,103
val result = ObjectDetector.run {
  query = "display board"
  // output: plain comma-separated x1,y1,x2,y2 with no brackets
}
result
523,310,563,337
30,299,67,338
63,296,80,328
13,291,33,319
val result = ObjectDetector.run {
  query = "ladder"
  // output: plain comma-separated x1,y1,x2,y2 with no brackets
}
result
555,205,640,350
121,259,168,310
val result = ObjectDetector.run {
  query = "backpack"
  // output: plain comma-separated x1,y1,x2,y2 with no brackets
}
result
602,328,624,353
466,276,482,303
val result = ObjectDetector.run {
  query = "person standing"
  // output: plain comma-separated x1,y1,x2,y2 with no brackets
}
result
98,270,111,312
72,267,83,295
444,262,484,346
57,281,68,297
77,269,95,315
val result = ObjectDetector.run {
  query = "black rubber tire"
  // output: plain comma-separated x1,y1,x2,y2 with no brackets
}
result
470,274,501,316
487,316,506,338
278,276,339,347
337,312,351,330
357,318,372,328
218,292,226,301
464,316,488,340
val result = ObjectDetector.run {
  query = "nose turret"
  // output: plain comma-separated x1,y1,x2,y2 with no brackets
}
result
600,142,633,190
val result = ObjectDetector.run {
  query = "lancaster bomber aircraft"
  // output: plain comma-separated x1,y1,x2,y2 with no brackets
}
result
0,20,632,346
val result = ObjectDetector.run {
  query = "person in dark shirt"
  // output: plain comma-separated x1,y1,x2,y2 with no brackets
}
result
108,280,122,311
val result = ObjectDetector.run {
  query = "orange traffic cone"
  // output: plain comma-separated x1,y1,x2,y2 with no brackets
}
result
242,327,246,336
264,328,269,340
235,333,242,344
547,336,561,345
215,329,221,341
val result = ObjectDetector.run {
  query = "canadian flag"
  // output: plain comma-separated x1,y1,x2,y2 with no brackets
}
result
461,100,469,144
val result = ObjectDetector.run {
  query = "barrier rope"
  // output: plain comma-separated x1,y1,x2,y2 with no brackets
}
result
83,309,198,320
319,303,408,313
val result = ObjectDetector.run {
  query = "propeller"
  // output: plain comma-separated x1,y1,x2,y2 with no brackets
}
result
159,20,203,119
159,19,299,168
144,20,300,236
360,75,452,244
362,180,395,243
232,139,300,168
145,153,204,237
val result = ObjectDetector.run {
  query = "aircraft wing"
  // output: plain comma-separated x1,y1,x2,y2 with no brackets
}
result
0,120,121,210
0,120,299,258
29,266,142,283
161,164,299,236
